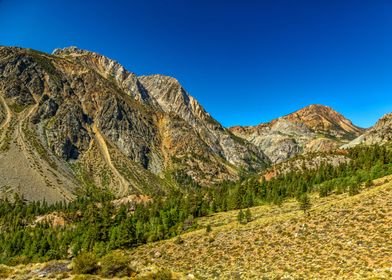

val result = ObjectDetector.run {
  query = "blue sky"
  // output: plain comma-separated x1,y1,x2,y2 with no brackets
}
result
1,0,391,128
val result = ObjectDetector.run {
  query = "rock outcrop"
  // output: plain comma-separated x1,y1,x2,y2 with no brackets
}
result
342,113,392,148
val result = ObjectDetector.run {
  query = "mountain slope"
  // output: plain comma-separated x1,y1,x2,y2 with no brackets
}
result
127,175,392,279
342,112,392,148
0,46,269,202
229,104,364,163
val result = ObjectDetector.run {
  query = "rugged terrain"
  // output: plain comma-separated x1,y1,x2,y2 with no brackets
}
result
342,112,392,148
230,104,364,163
262,151,351,181
1,45,392,280
0,46,269,202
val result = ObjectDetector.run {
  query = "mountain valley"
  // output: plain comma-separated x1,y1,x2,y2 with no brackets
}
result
0,46,391,280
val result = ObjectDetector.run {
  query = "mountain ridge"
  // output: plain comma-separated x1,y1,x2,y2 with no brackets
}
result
0,45,269,202
229,104,365,163
0,45,390,202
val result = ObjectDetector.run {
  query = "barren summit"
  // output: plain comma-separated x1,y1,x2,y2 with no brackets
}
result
229,104,364,163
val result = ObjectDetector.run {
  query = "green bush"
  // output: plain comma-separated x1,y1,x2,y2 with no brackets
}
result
72,252,98,275
99,250,134,277
6,255,30,266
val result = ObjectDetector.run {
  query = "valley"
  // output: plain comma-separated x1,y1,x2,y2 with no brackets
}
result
0,46,391,279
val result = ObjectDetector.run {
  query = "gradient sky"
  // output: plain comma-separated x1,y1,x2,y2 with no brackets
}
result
1,0,392,128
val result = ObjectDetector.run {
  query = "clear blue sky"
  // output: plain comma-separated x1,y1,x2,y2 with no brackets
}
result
1,0,391,128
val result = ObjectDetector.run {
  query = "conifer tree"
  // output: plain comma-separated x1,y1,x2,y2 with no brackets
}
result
237,209,245,224
245,208,252,223
298,194,311,214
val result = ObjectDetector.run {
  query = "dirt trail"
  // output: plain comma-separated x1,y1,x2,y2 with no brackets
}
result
92,123,129,197
0,95,11,131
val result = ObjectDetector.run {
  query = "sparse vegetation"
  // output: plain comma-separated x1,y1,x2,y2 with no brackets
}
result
127,176,392,279
72,252,98,275
98,250,134,277
0,145,391,279
298,193,311,214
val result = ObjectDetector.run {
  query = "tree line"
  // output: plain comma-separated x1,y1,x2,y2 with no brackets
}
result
0,144,391,264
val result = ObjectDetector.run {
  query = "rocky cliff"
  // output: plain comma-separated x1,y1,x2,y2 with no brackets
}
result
0,46,269,202
229,105,364,163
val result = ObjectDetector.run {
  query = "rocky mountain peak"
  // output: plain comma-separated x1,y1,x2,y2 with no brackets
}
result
53,46,150,103
139,74,220,129
376,112,392,125
0,46,270,201
281,104,364,139
229,104,364,164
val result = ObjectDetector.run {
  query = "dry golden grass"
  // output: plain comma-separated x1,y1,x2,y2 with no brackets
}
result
128,175,392,279
4,176,392,279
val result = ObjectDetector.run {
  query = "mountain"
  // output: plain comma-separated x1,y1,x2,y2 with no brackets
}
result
342,112,392,148
229,104,364,163
0,46,269,202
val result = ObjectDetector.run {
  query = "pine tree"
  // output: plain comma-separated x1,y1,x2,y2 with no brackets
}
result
298,194,311,214
349,184,360,196
245,208,252,223
237,209,245,224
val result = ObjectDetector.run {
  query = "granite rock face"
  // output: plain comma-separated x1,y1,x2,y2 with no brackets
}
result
0,46,270,201
139,74,269,171
230,105,364,163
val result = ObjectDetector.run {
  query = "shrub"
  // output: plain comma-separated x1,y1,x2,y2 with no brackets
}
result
72,275,99,280
237,209,245,224
6,255,30,266
298,194,311,214
245,208,252,223
365,179,373,188
72,252,98,275
174,236,184,245
152,269,173,279
99,250,134,277
349,185,360,196
138,269,173,280
0,265,13,278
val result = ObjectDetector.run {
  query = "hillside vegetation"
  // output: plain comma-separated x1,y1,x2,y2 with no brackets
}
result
1,175,391,279
0,146,390,279
127,175,392,279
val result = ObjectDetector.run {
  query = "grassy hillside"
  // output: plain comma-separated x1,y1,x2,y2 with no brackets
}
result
127,175,392,279
2,175,391,279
